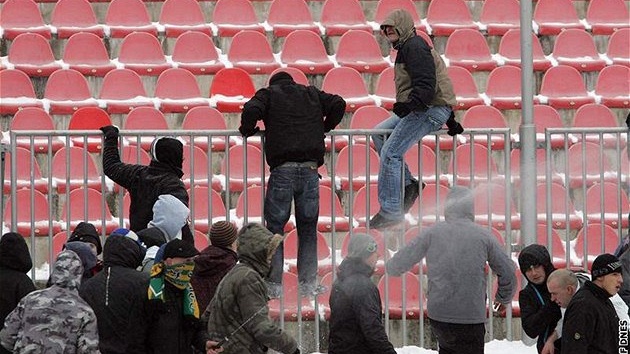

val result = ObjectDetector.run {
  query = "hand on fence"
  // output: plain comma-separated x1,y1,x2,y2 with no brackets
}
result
492,301,507,317
99,125,119,139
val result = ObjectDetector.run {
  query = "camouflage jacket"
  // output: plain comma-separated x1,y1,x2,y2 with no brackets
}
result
0,250,100,353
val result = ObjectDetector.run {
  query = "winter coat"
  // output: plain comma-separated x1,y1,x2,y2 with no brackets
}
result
80,235,149,354
386,186,516,324
328,257,396,354
0,233,35,354
239,73,345,169
205,224,298,354
518,244,561,353
0,250,100,353
561,280,620,354
191,245,238,313
380,9,457,110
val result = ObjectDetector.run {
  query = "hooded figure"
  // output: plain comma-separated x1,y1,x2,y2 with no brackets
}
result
80,233,149,354
204,223,298,354
65,241,99,281
68,222,102,255
0,250,100,353
0,233,35,354
518,244,562,354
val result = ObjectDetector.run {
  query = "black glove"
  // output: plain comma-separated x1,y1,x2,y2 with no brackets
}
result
446,115,464,136
393,102,411,118
239,126,260,138
99,125,119,139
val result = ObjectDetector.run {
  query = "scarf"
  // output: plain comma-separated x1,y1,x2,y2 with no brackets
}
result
148,261,200,319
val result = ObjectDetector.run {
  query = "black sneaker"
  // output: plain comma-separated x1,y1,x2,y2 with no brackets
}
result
368,212,403,230
403,180,421,213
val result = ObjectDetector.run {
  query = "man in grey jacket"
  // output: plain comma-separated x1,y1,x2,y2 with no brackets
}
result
386,186,516,354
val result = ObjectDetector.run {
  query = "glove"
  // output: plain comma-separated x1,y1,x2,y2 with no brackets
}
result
392,102,411,118
99,125,119,139
446,115,464,136
238,126,260,138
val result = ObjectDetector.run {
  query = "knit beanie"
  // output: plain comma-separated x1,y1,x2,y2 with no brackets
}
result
68,222,102,255
209,221,238,248
269,71,294,86
347,233,378,260
591,253,622,280
163,239,199,260
150,136,183,170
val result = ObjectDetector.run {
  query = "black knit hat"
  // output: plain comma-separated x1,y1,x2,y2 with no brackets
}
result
69,222,102,255
269,71,294,86
162,239,199,260
209,221,238,248
150,136,183,170
591,253,622,280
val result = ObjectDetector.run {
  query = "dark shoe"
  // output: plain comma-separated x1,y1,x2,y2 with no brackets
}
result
403,180,421,213
266,281,282,299
368,212,403,230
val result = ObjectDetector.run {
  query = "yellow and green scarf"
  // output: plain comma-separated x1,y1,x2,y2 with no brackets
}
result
148,262,200,319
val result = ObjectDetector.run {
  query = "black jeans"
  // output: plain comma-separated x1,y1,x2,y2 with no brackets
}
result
430,319,486,354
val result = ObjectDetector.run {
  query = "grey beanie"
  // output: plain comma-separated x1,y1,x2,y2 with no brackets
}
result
347,233,378,260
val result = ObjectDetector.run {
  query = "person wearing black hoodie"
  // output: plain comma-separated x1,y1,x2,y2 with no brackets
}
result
79,231,149,354
518,244,562,353
0,232,36,354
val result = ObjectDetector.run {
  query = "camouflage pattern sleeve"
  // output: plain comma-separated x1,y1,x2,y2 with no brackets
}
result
77,310,101,354
0,300,23,352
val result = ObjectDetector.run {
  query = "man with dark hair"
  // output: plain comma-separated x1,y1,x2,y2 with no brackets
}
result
239,70,346,297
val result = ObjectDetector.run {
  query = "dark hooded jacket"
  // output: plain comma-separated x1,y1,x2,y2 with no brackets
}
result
191,245,238,313
102,133,193,244
80,235,149,354
328,257,396,354
386,186,516,324
0,233,35,354
239,72,346,169
69,221,102,255
518,244,562,354
204,224,298,354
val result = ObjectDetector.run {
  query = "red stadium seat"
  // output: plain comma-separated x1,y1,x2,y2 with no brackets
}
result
607,28,630,67
51,0,104,38
280,30,335,75
334,143,380,191
595,65,630,108
235,185,295,231
44,69,99,115
318,185,352,232
460,105,510,150
535,224,568,268
268,272,316,321
473,182,520,230
158,0,211,37
2,147,49,195
535,182,583,230
117,32,171,76
0,0,50,40
181,106,235,152
154,68,209,113
0,69,43,114
408,183,450,226
574,223,621,268
573,104,626,148
444,29,497,72
530,105,566,149
51,146,103,193
373,0,425,34
8,33,62,77
67,107,112,152
565,142,618,189
351,184,380,227
8,108,64,153
586,0,630,35
510,148,563,187
348,106,391,146
322,67,376,112
446,66,484,110
448,143,504,186
267,0,319,37
194,230,209,252
335,30,390,74
220,144,268,192
182,146,222,192
404,144,449,187
584,182,630,229
552,29,606,72
123,107,169,150
536,65,595,109
426,0,477,36
105,0,158,38
120,145,151,166
486,66,540,110
228,31,281,74
4,189,62,236
284,228,331,275
99,69,154,114
320,0,371,36
479,0,520,36
209,68,256,113
378,272,423,319
59,187,119,234
63,32,115,77
52,232,69,258
211,0,264,37
533,0,585,35
267,67,309,86
498,29,552,72
188,186,228,234
171,32,225,75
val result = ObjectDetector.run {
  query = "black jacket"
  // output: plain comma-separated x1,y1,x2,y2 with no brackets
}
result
239,74,345,169
80,235,149,354
561,280,620,354
102,134,193,244
328,257,396,354
0,233,35,354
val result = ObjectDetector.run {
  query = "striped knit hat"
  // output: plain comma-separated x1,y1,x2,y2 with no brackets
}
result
209,221,238,248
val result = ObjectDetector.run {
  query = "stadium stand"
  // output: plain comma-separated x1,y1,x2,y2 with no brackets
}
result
0,0,51,40
228,31,281,75
154,68,210,113
170,31,225,75
446,66,485,110
551,29,606,72
105,0,158,38
594,65,630,109
334,30,390,74
607,28,630,67
533,0,585,35
8,33,62,77
158,0,211,37
50,0,104,39
44,69,99,115
320,0,371,36
266,0,319,37
211,0,265,37
99,69,155,114
321,67,376,112
117,32,171,76
0,69,43,114
585,0,630,35
6,108,65,153
425,0,477,36
63,32,116,77
280,30,335,75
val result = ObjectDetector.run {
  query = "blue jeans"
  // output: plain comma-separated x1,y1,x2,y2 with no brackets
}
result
265,164,320,286
372,106,451,219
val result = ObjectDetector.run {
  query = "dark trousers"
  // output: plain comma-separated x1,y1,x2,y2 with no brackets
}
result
430,319,486,354
265,164,319,286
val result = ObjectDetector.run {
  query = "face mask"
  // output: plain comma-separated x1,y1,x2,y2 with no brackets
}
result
164,261,195,290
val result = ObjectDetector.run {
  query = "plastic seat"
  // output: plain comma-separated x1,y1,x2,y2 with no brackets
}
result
105,0,158,38
209,68,256,113
8,33,62,77
99,69,154,114
378,272,423,319
63,32,115,77
7,108,64,153
193,230,209,252
280,30,335,75
552,29,606,72
120,145,151,166
531,105,566,149
267,0,319,37
486,66,540,110
51,146,102,194
479,0,520,36
212,0,265,37
351,184,380,227
460,106,509,150
498,29,553,72
510,148,563,187
123,107,169,150
373,67,395,110
44,69,99,115
584,182,630,229
586,0,630,35
536,65,595,109
181,106,235,152
228,31,281,74
320,0,371,36
268,272,316,321
621,147,629,184
0,0,51,40
446,66,484,110
60,187,119,234
373,0,426,33
159,0,211,37
321,67,375,112
533,223,568,268
267,67,309,86
182,145,222,192
534,0,585,35
2,147,48,194
51,0,104,38
284,228,331,276
335,30,390,74
171,32,225,75
154,68,209,113
220,144,268,192
117,32,171,76
595,65,630,108
0,69,43,114
4,189,62,236
52,232,69,258
473,182,520,230
404,144,449,186
408,183,450,226
318,185,353,232
573,104,626,148
448,143,504,186
235,185,295,231
574,223,621,268
444,29,497,72
426,0,477,36
67,107,112,153
188,186,227,234
607,28,630,67
535,182,583,230
334,144,380,191
565,142,617,188
348,106,390,146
